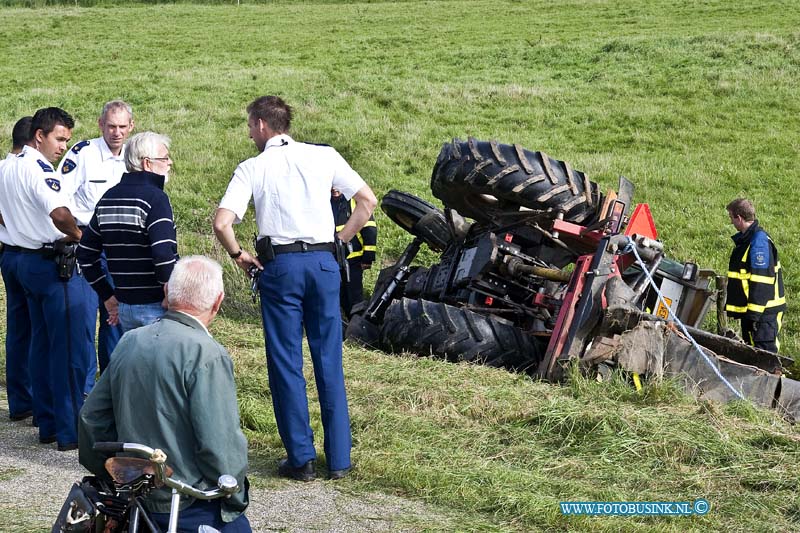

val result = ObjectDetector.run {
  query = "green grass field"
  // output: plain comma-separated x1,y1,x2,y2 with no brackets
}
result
2,1,800,531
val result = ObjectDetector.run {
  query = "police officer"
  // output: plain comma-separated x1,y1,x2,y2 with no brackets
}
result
0,107,95,451
57,100,133,379
213,95,377,481
5,116,33,160
725,198,786,353
1,115,34,423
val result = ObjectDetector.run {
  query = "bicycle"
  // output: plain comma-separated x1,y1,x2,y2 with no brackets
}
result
52,441,240,533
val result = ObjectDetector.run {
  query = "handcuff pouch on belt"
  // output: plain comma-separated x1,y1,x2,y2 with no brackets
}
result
44,241,78,281
255,236,275,265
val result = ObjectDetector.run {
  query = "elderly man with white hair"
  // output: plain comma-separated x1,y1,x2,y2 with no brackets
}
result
78,255,252,532
77,131,178,333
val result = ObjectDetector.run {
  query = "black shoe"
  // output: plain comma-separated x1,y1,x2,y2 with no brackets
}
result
57,442,78,452
39,435,56,444
9,410,33,422
328,466,352,480
277,458,316,482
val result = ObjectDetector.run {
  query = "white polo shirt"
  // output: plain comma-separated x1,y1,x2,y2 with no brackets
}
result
219,134,366,245
57,136,127,226
0,146,69,249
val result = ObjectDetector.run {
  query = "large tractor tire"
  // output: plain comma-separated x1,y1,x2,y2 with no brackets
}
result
431,137,602,225
380,298,542,373
381,190,452,252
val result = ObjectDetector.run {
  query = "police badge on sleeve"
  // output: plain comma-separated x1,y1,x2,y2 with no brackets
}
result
45,177,61,192
61,158,77,174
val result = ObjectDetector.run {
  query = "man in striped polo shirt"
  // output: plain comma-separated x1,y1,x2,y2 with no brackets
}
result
77,131,178,333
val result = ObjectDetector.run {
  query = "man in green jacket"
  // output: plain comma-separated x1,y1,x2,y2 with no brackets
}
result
78,255,251,531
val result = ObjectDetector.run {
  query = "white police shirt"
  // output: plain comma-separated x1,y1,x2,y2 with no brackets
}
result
219,134,367,245
57,136,126,226
0,146,69,249
0,154,12,244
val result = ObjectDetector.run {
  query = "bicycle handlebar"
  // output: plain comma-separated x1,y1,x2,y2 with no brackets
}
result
93,441,128,453
93,442,240,500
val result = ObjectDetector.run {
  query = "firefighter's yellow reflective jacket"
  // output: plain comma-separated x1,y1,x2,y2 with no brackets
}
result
726,220,785,320
331,194,377,264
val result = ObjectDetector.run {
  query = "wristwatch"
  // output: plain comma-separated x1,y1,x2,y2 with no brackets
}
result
229,249,243,259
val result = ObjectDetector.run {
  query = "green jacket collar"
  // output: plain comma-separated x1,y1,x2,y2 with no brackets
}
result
163,310,209,335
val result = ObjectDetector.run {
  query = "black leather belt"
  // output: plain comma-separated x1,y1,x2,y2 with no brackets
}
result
4,244,53,255
273,241,335,255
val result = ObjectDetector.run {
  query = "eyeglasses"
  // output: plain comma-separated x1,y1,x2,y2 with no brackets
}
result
147,156,171,162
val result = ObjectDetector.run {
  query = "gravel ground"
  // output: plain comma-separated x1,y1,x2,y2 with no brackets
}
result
0,387,436,532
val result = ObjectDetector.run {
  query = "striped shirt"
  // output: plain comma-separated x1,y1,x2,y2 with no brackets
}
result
77,171,178,305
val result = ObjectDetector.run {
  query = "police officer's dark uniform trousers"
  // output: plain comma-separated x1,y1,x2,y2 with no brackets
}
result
1,246,33,419
726,220,786,352
258,243,349,469
17,245,95,445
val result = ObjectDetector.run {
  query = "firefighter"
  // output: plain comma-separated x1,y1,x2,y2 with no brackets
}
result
725,198,785,352
331,187,377,318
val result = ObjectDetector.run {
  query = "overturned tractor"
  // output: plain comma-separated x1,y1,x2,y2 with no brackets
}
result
346,138,800,420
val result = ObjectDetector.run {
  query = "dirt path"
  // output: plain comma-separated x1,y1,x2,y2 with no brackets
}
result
0,387,434,532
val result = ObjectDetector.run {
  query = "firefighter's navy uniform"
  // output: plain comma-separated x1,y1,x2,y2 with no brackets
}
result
726,220,785,352
331,193,377,317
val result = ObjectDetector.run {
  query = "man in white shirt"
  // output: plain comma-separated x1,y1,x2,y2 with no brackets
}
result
0,107,95,451
213,95,377,481
57,101,133,378
5,116,33,160
1,115,34,423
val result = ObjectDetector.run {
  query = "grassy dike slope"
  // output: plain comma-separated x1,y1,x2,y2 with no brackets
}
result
1,1,800,530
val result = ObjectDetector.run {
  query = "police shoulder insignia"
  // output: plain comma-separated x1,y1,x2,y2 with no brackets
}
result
45,178,61,192
61,158,77,174
71,140,90,154
37,159,54,172
753,251,767,267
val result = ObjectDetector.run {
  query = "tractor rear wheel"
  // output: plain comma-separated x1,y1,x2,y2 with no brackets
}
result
431,137,602,225
379,297,542,373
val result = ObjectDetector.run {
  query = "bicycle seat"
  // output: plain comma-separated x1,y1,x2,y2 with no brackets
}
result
105,457,174,487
